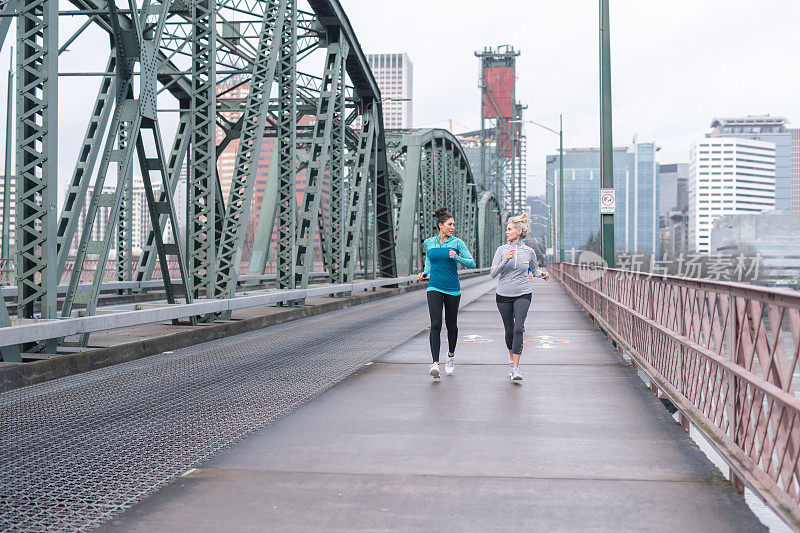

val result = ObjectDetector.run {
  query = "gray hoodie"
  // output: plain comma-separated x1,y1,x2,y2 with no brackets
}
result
490,242,542,297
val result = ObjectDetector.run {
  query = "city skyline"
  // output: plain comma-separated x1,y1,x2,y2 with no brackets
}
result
0,2,797,201
340,0,800,196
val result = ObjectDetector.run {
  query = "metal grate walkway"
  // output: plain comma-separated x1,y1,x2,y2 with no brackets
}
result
0,277,494,531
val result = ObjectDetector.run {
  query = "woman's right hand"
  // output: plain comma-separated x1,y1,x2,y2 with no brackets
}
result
418,272,425,281
506,250,515,260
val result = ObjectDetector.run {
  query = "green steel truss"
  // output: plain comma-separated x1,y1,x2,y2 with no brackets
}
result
212,0,287,301
134,112,191,284
15,0,58,329
273,0,298,291
61,0,194,346
116,121,133,288
340,104,376,282
188,0,217,300
293,37,348,290
0,1,503,352
386,129,503,276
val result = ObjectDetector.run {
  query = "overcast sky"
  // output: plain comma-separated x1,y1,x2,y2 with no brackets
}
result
1,0,799,202
340,0,800,196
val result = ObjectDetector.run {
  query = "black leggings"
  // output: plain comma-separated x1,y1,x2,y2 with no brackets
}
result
427,290,460,362
496,293,532,355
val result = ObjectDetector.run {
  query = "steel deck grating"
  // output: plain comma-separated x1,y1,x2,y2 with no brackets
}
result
0,278,488,531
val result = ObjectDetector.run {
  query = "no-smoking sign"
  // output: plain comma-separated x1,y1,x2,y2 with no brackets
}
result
600,188,616,214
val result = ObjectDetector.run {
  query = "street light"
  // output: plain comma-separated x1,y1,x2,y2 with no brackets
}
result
511,115,564,262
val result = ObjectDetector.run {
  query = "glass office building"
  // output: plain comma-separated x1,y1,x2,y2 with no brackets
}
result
545,141,659,257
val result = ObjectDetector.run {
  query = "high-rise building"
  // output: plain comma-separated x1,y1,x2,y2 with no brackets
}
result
791,128,800,213
657,163,688,227
708,116,791,211
70,179,152,256
545,140,659,256
456,129,496,191
688,137,775,254
367,53,413,129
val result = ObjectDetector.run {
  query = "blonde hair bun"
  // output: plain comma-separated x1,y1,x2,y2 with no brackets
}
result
509,213,531,226
508,213,531,238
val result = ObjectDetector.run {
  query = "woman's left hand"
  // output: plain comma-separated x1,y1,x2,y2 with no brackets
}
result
528,272,534,280
449,249,456,259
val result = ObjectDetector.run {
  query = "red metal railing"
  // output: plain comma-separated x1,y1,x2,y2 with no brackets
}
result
550,262,800,528
0,258,12,285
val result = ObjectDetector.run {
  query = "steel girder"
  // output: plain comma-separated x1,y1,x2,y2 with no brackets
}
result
15,0,58,331
212,0,287,301
341,104,376,283
326,37,349,284
134,112,191,284
386,129,503,276
293,37,348,290
188,0,218,299
116,121,133,288
373,105,397,279
273,0,298,291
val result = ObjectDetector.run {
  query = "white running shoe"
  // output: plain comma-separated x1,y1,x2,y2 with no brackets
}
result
508,361,514,377
445,356,455,375
429,363,440,379
510,367,523,381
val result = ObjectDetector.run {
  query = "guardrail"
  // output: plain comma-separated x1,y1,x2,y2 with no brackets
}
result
0,268,489,349
550,262,800,529
0,271,339,299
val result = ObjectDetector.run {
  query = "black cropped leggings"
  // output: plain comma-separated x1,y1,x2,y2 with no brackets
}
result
427,290,460,362
496,293,532,355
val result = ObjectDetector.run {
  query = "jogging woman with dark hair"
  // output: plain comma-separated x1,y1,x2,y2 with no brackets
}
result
418,207,475,379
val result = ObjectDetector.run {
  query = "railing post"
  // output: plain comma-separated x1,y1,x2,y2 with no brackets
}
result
726,290,745,497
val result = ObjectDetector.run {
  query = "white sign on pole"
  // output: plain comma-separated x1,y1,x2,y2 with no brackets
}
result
600,188,615,214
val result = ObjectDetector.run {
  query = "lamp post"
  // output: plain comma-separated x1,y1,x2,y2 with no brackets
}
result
2,48,12,260
511,116,564,262
599,0,615,267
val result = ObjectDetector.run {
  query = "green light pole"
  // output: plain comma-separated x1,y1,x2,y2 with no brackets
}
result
2,48,12,260
599,0,615,267
558,114,564,262
512,115,564,261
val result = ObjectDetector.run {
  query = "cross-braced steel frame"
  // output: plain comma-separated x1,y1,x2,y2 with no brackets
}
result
387,129,503,276
0,0,503,355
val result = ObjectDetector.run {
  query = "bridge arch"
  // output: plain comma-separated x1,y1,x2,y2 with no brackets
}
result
386,128,503,275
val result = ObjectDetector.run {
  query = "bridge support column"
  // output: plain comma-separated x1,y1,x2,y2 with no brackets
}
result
188,0,218,301
16,0,58,344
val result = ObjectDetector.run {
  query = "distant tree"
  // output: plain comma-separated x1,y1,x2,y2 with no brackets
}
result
584,230,601,254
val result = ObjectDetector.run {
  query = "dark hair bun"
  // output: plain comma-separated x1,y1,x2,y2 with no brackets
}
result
433,207,450,218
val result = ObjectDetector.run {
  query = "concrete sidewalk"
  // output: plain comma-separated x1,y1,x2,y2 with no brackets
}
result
105,280,765,531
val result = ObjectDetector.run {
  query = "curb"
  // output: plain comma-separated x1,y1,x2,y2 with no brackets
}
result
0,274,484,393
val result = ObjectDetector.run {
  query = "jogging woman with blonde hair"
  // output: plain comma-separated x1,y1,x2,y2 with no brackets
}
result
490,213,549,381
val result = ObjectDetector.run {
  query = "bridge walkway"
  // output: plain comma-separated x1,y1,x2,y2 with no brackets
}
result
104,279,764,531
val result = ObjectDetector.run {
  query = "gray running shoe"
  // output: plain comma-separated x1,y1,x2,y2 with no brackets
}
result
510,367,523,381
429,363,440,379
445,356,455,375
